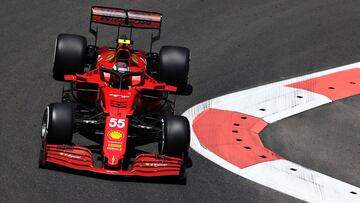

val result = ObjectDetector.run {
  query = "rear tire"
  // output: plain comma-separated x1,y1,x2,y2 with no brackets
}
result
41,103,74,144
159,46,190,93
53,34,87,81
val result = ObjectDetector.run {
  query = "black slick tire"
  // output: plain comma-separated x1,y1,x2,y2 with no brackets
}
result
53,34,87,81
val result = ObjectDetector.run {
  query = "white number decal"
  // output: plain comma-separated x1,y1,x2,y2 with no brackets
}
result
109,118,125,128
117,119,125,128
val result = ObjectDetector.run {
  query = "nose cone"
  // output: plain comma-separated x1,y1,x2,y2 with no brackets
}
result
107,155,120,167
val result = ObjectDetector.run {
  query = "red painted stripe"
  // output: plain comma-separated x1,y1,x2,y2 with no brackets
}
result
192,108,282,168
287,68,360,101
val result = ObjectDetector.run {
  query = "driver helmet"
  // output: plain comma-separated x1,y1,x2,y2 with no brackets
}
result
110,62,129,87
113,61,128,72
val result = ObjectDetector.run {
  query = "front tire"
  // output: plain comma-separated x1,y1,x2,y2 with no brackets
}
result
159,115,190,157
41,103,74,144
159,116,190,183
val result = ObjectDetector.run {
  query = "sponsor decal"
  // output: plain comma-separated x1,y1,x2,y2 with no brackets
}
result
106,54,115,62
128,11,161,22
109,93,120,97
108,140,121,144
132,76,141,82
109,93,130,98
131,55,138,64
59,152,81,159
107,143,122,151
103,72,110,78
144,163,168,167
92,7,126,18
107,130,123,140
108,143,122,148
99,16,154,26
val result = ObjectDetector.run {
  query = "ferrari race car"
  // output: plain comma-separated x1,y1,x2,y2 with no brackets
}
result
39,6,191,180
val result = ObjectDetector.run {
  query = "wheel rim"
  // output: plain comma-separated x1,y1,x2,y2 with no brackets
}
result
160,119,165,154
41,106,49,139
53,38,58,65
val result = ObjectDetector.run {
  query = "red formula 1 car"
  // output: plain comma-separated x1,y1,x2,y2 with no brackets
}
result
39,6,191,180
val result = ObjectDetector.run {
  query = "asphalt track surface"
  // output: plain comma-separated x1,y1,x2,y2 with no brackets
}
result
1,0,360,202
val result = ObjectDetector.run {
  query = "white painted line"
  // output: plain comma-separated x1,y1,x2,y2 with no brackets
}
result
183,62,360,202
242,160,360,203
211,86,331,123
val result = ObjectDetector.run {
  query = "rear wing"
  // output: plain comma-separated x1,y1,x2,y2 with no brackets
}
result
89,6,162,50
91,6,162,29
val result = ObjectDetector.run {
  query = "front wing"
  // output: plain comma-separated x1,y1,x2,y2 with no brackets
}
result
43,144,183,177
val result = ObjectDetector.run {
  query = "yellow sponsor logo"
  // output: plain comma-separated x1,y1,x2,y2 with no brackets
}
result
108,130,123,140
118,38,132,45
